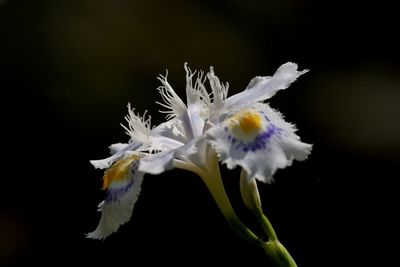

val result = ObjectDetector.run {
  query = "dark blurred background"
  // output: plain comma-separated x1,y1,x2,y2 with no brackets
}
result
1,0,398,266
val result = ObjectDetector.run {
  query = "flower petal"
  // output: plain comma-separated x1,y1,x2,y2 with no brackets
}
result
90,142,142,169
122,103,152,144
187,102,206,137
87,155,144,239
183,64,210,138
138,139,201,175
152,119,186,143
207,66,229,121
156,71,187,117
224,62,308,109
207,104,312,183
157,68,202,140
138,150,175,175
109,143,129,155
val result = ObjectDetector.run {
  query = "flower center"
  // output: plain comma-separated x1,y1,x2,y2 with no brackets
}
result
103,155,139,190
226,109,265,140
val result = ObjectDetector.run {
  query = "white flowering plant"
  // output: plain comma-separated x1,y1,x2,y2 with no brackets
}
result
87,62,312,267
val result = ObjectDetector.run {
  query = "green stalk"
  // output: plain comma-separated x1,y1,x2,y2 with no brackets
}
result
174,157,260,244
174,158,298,267
262,240,298,267
240,169,298,267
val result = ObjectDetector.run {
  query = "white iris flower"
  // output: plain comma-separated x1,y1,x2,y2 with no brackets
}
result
87,62,311,267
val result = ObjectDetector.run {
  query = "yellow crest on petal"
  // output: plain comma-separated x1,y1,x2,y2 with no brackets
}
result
237,111,262,134
226,109,265,140
103,155,140,190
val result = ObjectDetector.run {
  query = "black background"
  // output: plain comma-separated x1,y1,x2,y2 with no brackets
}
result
1,0,398,266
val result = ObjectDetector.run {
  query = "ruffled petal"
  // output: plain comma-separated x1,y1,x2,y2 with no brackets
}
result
224,62,308,109
87,155,144,239
207,104,312,183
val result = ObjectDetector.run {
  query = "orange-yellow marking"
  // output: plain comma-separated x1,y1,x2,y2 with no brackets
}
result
228,109,263,135
102,155,139,190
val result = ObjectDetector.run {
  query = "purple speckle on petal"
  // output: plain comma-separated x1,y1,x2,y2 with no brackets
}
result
105,179,135,202
233,124,283,153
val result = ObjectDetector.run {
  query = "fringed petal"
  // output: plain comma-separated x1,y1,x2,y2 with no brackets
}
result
87,155,144,239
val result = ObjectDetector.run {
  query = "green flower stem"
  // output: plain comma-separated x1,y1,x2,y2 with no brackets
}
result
240,170,278,241
203,166,260,244
174,158,297,267
239,170,297,267
256,210,297,267
256,210,278,241
174,158,259,244
262,240,298,267
254,210,297,267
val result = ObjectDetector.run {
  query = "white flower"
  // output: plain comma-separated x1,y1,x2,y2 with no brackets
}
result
140,62,312,181
87,62,311,242
87,109,184,239
207,103,312,183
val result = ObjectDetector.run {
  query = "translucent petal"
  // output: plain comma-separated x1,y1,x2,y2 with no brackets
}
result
225,62,308,109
